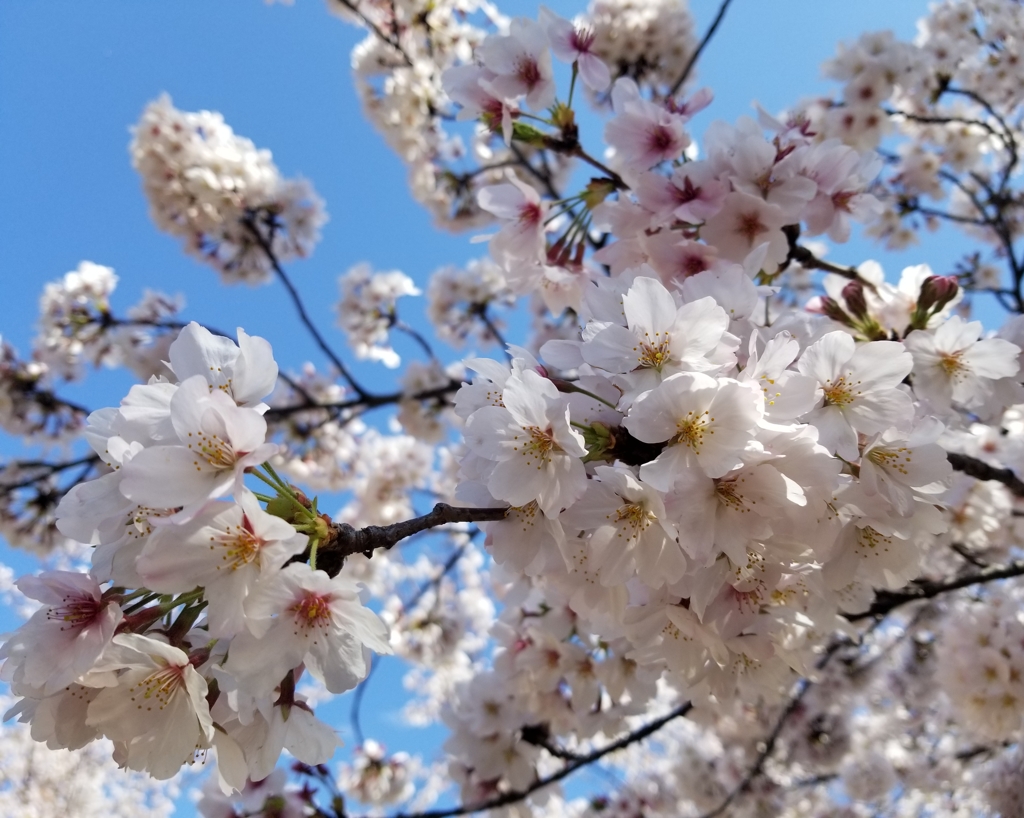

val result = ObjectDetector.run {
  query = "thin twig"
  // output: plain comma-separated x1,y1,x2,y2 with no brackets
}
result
243,216,370,400
668,0,734,98
349,655,377,747
368,701,693,818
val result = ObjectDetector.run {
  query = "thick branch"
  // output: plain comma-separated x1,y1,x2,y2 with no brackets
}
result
947,451,1024,496
316,504,507,576
850,559,1024,621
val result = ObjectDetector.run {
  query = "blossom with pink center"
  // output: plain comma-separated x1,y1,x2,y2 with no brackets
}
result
223,563,391,698
700,191,789,268
0,571,122,695
441,64,517,145
476,18,556,111
634,163,729,224
538,6,610,91
477,176,548,266
605,78,690,174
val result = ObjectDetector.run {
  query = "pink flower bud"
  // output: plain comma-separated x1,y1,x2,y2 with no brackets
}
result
917,275,959,313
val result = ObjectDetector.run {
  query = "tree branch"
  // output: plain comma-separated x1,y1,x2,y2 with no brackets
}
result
316,504,507,576
668,0,734,98
369,701,693,818
243,215,371,400
946,451,1024,496
849,558,1024,621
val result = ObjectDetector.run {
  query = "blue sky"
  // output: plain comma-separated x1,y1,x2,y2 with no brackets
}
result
0,0,971,813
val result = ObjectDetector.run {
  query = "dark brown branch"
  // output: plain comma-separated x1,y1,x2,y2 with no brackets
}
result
783,229,867,283
370,701,693,818
850,559,1024,622
242,216,370,400
0,455,101,495
946,451,1024,496
265,380,463,421
316,504,507,576
668,0,734,98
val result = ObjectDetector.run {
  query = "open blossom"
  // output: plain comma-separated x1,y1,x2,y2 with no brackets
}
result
700,191,790,268
539,6,611,91
87,634,214,780
581,277,734,401
136,490,307,637
0,571,122,696
223,563,391,698
119,375,277,517
623,372,764,489
475,18,556,111
605,78,690,173
905,315,1020,411
463,367,588,517
798,331,914,460
167,322,278,409
477,176,549,267
561,464,683,587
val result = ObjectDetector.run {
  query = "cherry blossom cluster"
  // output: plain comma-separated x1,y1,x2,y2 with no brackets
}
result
0,696,176,818
12,0,1024,814
131,95,326,285
34,261,184,383
784,0,1024,289
581,0,697,98
1,323,392,786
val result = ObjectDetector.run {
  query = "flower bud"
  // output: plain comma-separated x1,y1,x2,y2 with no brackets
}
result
917,275,959,313
841,280,869,320
808,296,854,328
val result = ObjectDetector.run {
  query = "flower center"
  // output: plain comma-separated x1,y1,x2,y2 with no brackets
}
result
821,375,860,407
515,58,542,90
218,524,262,571
939,350,967,380
648,125,676,154
636,332,671,371
671,410,712,453
736,212,769,244
292,592,332,628
190,429,237,469
47,595,101,630
715,477,749,512
131,663,188,707
613,502,652,538
512,425,561,468
867,446,911,476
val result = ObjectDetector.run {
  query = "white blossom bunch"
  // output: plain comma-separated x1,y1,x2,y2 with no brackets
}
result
131,95,326,285
1,322,392,786
13,0,1024,814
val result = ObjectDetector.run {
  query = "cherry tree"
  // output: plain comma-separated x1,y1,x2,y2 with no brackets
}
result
4,0,1024,816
